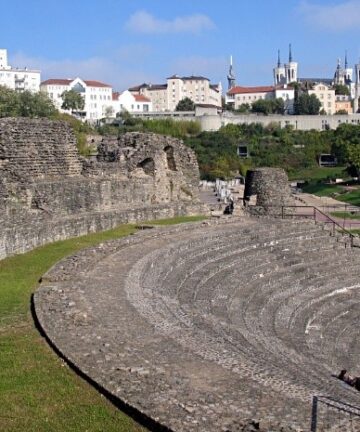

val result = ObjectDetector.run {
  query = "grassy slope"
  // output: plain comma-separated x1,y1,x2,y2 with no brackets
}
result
0,216,206,432
288,166,347,181
330,211,360,220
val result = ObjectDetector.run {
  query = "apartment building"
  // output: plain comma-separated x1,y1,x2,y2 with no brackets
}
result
335,95,353,114
0,48,40,92
308,83,336,115
129,75,222,112
41,77,113,121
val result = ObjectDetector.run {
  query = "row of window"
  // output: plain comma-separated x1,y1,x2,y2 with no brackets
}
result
89,94,111,101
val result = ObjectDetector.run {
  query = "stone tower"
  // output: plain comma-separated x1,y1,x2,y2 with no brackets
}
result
284,44,298,84
273,50,286,86
274,45,298,85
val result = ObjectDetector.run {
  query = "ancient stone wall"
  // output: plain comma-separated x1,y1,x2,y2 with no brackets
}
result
244,167,294,215
0,118,207,259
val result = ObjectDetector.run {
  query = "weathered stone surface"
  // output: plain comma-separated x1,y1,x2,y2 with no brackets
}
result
244,168,295,215
34,217,360,432
0,119,207,259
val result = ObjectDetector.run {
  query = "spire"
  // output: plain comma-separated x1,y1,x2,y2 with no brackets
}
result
345,50,348,69
227,55,236,90
289,43,293,63
277,49,281,67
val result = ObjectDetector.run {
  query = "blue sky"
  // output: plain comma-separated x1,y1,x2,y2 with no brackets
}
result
1,0,360,90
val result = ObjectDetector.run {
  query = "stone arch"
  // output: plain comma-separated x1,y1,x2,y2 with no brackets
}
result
164,146,177,171
137,157,155,176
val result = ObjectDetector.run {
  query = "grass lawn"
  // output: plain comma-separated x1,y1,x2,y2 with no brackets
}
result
330,211,360,220
0,216,206,432
336,189,360,207
301,183,344,196
288,166,347,181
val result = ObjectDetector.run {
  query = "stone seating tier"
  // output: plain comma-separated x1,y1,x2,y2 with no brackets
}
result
34,218,360,432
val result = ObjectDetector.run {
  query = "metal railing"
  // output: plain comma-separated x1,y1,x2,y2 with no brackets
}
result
311,396,360,431
248,204,357,248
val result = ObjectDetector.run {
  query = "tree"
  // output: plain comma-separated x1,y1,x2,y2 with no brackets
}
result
19,91,56,117
334,84,349,96
251,98,284,115
175,97,195,111
61,90,85,111
335,109,348,115
104,105,114,118
0,85,20,117
294,93,321,115
235,103,250,113
0,86,56,118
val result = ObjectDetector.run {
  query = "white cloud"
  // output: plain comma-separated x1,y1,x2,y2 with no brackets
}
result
8,50,158,91
125,10,215,34
299,0,360,31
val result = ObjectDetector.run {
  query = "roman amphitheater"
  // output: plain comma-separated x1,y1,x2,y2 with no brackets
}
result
2,119,360,431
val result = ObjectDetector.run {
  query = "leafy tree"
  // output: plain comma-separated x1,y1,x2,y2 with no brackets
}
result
334,84,350,95
61,90,85,111
335,109,348,115
235,103,250,113
104,105,114,118
175,97,195,111
294,93,321,115
0,85,20,117
251,98,284,115
19,91,56,117
0,86,56,118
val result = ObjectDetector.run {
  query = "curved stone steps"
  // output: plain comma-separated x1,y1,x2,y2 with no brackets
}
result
34,218,360,432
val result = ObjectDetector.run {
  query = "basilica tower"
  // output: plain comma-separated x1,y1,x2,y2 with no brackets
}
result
284,44,298,84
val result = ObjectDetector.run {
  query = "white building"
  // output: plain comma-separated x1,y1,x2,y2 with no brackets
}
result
308,83,336,115
226,85,274,108
112,90,152,115
41,77,113,121
0,48,40,92
129,75,222,112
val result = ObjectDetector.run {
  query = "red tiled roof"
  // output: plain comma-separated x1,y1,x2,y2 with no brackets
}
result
41,79,72,86
40,78,112,88
112,91,120,100
227,85,274,95
134,94,150,102
84,80,111,88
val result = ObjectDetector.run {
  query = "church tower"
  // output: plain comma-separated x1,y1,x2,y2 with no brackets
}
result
284,44,298,84
344,51,353,84
273,50,285,85
227,55,236,90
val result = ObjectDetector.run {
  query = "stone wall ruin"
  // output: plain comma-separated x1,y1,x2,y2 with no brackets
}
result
0,118,207,259
244,167,295,215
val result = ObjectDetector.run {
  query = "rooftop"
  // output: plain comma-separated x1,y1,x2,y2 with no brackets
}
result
41,78,112,88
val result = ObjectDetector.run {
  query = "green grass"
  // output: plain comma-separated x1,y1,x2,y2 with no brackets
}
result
0,216,206,432
288,166,347,181
336,189,360,207
148,215,207,225
330,211,360,220
301,183,344,196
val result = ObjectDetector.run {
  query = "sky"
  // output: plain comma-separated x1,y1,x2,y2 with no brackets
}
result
1,0,360,91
